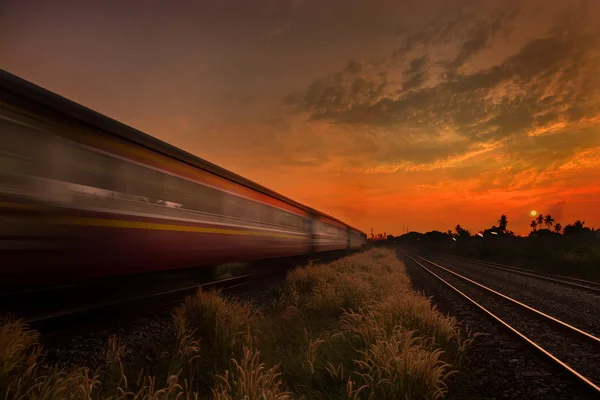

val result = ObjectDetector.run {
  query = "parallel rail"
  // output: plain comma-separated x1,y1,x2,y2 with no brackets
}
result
446,255,600,294
27,274,252,325
3,251,352,339
23,274,254,336
404,252,600,395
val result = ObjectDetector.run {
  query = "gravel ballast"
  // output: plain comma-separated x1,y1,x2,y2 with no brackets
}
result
435,255,600,336
43,274,286,372
399,250,593,400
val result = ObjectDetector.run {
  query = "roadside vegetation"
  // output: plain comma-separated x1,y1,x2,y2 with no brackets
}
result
389,215,600,280
1,249,475,399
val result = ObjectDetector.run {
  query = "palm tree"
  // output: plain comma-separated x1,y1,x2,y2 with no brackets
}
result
530,220,538,232
554,223,562,234
498,214,508,232
536,214,544,230
544,215,555,229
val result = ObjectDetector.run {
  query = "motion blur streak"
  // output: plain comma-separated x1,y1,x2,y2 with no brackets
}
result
0,70,366,291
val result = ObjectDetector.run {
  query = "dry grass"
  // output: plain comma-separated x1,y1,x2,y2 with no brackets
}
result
256,249,473,399
351,329,453,399
211,334,291,400
175,289,259,374
0,317,101,399
1,249,475,399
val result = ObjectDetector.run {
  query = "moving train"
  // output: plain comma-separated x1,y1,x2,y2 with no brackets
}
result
0,69,367,289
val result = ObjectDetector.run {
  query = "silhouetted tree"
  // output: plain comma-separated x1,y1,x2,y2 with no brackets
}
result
544,215,555,229
554,223,562,234
530,220,538,232
454,225,471,238
563,220,591,236
498,214,508,232
536,214,544,230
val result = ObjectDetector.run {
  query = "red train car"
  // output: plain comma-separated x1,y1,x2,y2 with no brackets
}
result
0,69,366,290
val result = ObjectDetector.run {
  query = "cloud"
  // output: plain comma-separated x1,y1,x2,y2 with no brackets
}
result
283,1,600,176
263,0,305,38
402,54,429,90
444,1,519,71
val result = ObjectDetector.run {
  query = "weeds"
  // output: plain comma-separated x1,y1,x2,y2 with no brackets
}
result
1,249,475,399
212,334,291,400
175,289,258,373
353,329,453,400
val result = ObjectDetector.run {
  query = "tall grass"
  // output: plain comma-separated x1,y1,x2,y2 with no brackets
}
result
259,249,471,399
211,333,291,400
175,289,258,375
0,317,101,399
1,249,474,399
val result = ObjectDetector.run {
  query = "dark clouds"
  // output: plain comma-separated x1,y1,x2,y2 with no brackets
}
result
402,55,429,90
444,1,519,71
285,1,600,169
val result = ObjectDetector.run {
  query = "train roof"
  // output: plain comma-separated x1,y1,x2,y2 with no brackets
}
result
1,69,365,235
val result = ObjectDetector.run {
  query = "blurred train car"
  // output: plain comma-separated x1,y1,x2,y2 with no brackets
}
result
0,69,366,290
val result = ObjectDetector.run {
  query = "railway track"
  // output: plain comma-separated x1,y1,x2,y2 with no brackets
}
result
1,251,350,342
445,255,600,294
24,273,254,335
404,252,600,396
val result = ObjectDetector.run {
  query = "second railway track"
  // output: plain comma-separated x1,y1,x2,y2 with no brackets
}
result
445,255,600,293
404,252,600,395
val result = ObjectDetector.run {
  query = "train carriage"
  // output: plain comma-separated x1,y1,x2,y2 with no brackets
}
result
0,69,366,289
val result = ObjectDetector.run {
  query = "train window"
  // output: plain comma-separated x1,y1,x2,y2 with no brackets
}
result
118,159,164,200
277,210,286,227
194,183,223,215
266,205,278,225
293,214,305,230
65,146,114,190
257,203,267,221
265,204,277,225
164,174,194,209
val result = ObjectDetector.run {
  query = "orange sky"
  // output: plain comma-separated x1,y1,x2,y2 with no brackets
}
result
2,0,599,236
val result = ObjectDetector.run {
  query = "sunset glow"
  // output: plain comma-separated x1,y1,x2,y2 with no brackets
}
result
2,0,599,236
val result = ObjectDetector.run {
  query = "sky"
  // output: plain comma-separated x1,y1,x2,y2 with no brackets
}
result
2,0,599,236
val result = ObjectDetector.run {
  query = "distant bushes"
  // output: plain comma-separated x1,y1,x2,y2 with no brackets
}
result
1,249,475,399
398,230,600,280
465,234,600,280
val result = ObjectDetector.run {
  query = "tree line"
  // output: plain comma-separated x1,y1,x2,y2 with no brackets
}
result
387,214,598,240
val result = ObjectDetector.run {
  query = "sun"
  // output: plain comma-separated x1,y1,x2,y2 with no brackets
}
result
530,210,537,216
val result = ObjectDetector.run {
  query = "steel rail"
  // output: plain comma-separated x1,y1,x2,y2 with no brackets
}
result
446,255,600,293
404,253,600,395
410,253,599,344
25,274,253,325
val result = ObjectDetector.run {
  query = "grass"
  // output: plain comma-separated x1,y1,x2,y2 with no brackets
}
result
258,249,468,399
1,249,475,399
214,263,249,280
